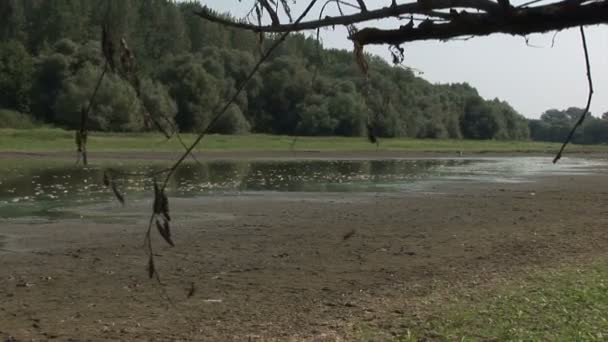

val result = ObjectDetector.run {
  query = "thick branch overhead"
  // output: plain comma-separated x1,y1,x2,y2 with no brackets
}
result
353,2,608,45
196,0,500,33
196,0,608,45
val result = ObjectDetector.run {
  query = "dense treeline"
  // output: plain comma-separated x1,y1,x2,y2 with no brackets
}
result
0,0,533,140
529,108,608,145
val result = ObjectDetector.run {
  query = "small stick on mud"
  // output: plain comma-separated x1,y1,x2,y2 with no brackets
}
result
343,229,356,241
187,282,196,298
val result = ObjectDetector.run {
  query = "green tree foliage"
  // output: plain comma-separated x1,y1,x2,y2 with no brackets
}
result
0,1,28,43
0,109,38,129
0,0,535,140
157,54,223,132
529,107,608,145
139,78,178,133
492,100,530,140
0,41,34,112
54,64,142,131
461,97,500,140
295,94,336,135
29,52,71,122
255,56,312,134
459,98,530,140
211,104,251,135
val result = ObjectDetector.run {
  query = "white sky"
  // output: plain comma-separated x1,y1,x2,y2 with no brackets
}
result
199,0,608,119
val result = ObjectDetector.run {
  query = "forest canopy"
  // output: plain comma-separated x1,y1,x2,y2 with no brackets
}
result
0,0,605,143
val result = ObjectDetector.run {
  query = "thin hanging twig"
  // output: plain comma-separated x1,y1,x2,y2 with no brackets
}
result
76,61,108,166
143,0,320,280
553,26,593,164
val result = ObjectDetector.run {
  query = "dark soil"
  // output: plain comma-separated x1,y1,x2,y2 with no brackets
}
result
2,165,608,341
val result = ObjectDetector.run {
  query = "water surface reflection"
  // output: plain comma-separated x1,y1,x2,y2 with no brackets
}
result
0,157,604,220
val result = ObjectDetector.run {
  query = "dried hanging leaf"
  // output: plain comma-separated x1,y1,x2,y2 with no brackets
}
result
147,255,155,279
254,3,262,24
132,76,141,97
155,219,174,247
119,37,135,75
75,131,82,152
389,44,405,65
349,24,369,76
366,123,377,145
163,220,171,238
153,180,162,214
280,0,293,22
101,24,115,71
155,218,164,234
161,191,170,222
256,32,265,55
111,182,125,205
79,106,88,130
102,171,110,187
354,41,369,75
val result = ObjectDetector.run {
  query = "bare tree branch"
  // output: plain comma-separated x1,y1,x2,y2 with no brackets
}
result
260,0,281,25
194,0,500,34
553,26,594,164
355,0,368,11
76,61,108,166
352,2,608,45
196,1,607,47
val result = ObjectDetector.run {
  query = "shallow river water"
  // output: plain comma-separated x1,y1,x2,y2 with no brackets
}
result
0,156,606,221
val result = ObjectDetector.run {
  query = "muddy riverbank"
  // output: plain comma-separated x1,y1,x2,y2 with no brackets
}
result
2,167,608,340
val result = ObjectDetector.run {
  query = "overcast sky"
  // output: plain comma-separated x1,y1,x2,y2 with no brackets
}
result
199,1,608,119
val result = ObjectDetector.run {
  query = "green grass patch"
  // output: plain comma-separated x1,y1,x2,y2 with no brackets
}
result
2,128,608,153
356,263,608,341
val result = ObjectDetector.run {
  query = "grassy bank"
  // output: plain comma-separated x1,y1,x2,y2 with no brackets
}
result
356,262,608,341
2,128,608,154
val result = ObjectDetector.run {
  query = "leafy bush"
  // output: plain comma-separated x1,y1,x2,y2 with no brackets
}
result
0,109,38,129
0,40,33,113
211,104,251,134
139,78,178,133
54,65,143,131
